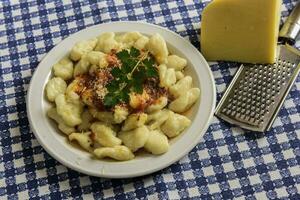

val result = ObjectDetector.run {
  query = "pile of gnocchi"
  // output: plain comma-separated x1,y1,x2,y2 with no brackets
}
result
45,31,200,161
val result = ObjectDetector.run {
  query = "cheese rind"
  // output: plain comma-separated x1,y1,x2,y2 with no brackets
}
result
201,0,282,64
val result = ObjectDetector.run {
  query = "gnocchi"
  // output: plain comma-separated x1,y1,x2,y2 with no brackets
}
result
87,51,108,68
147,33,169,64
95,32,121,53
122,113,148,131
175,71,185,80
166,55,187,71
94,146,134,161
146,96,168,113
161,111,191,138
55,94,83,127
134,35,149,50
169,88,200,113
119,31,143,48
90,122,122,147
129,90,150,109
47,107,75,135
144,130,169,155
70,38,97,61
89,108,119,124
77,110,93,132
146,109,170,130
46,77,67,102
69,132,93,152
158,64,176,88
113,105,129,124
73,54,90,77
169,76,193,98
45,32,200,161
53,57,74,80
118,125,150,152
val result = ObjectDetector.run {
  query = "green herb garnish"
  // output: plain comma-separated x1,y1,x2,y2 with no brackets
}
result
103,47,158,107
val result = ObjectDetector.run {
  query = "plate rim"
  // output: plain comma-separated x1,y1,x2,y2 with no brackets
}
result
26,21,216,178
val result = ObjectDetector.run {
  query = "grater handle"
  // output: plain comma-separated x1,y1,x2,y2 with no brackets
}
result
279,2,300,45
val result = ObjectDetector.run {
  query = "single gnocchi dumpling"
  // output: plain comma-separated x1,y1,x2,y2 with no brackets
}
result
146,96,168,113
80,89,94,107
169,88,200,113
169,76,193,98
69,132,93,152
47,107,75,135
175,71,184,80
94,145,134,161
87,51,108,68
53,57,74,80
161,112,191,138
65,77,94,107
55,94,83,127
46,77,67,102
65,79,84,104
113,105,129,124
90,122,122,147
119,31,143,48
118,125,150,152
122,113,148,131
158,64,176,88
77,110,93,132
147,33,168,64
166,55,187,71
89,108,115,124
144,130,169,155
95,32,121,53
134,35,149,50
129,90,150,110
89,106,128,124
70,38,97,61
114,34,125,43
146,109,170,130
73,55,90,77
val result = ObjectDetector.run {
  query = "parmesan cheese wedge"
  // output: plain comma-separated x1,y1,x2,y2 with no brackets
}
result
201,0,282,64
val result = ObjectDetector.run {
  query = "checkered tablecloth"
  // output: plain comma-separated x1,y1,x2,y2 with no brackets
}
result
0,0,299,199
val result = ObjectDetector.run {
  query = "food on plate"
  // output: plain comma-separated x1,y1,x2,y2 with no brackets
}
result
94,145,135,161
45,77,67,102
69,132,93,152
169,88,200,113
118,125,150,152
144,130,169,155
45,32,200,161
52,57,74,80
201,0,282,64
161,112,191,138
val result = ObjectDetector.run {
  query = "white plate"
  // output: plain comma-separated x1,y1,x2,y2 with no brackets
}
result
27,21,216,178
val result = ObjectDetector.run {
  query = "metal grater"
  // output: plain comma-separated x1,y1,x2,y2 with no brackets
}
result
215,3,300,132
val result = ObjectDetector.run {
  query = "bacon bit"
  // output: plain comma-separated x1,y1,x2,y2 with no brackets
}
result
89,132,96,141
107,52,119,67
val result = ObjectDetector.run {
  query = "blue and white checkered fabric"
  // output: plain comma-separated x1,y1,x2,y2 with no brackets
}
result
0,0,299,199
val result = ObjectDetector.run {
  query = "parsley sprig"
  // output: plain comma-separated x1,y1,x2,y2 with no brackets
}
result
103,47,158,107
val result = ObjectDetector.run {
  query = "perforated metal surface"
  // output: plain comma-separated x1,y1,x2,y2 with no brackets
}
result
216,44,300,132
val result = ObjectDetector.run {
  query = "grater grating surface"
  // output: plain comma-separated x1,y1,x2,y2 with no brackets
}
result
215,44,300,132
